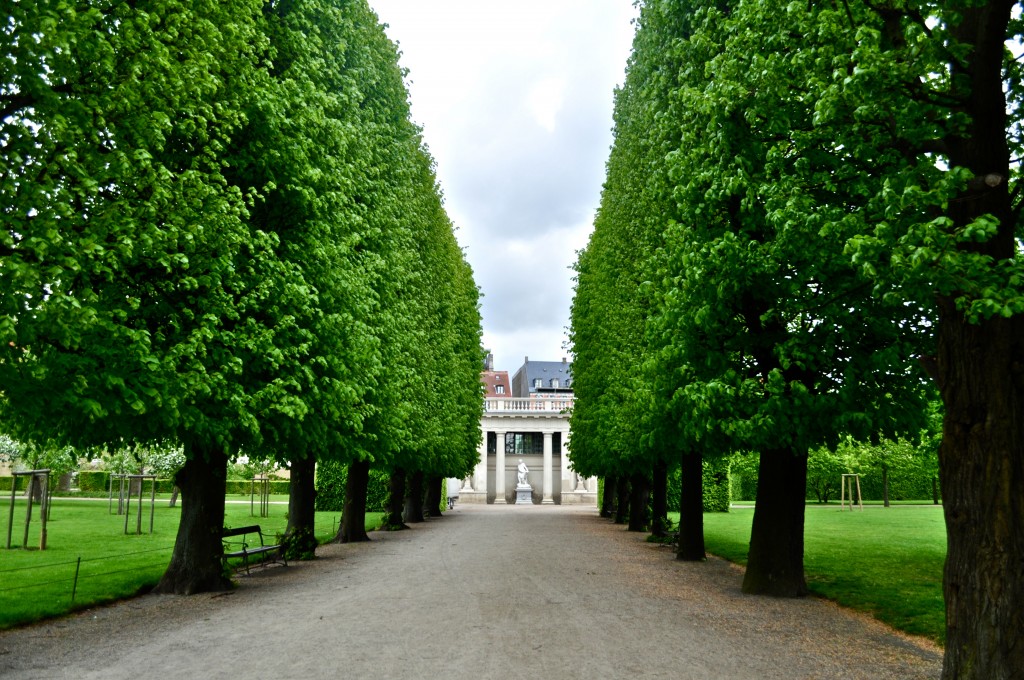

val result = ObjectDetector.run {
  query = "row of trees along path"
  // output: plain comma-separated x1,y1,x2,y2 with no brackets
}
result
568,2,1022,679
1,1,483,594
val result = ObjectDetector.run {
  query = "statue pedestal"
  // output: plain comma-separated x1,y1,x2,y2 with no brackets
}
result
515,484,533,505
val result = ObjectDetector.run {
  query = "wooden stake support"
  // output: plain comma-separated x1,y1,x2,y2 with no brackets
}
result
118,474,157,534
5,469,51,550
250,475,270,518
841,473,863,511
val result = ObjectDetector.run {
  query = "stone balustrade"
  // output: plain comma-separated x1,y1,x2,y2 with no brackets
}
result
484,397,574,413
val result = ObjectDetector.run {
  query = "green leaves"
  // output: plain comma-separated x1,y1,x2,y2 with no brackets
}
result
571,0,952,481
0,0,482,480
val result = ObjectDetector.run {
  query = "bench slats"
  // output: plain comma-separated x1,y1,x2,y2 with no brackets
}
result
222,524,287,574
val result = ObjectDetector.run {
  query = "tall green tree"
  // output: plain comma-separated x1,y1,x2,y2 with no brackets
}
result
653,0,933,596
569,0,679,537
383,136,483,525
644,0,1022,670
313,1,482,538
1,0,320,593
229,0,387,559
826,3,1023,670
691,0,1023,672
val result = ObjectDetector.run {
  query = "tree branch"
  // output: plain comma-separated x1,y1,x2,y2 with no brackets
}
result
1,84,76,120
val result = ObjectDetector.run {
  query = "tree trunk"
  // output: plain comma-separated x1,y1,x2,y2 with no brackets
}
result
881,465,890,508
339,459,371,543
677,449,706,561
938,4,1024,673
380,467,408,531
282,455,317,560
403,470,425,523
129,468,142,497
154,444,231,594
423,475,444,518
742,448,808,596
931,477,939,506
627,472,650,532
26,475,43,502
600,475,617,518
614,476,630,525
168,486,180,508
937,302,1024,678
650,461,670,538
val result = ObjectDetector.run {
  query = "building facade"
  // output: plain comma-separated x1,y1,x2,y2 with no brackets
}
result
510,356,573,397
458,357,595,505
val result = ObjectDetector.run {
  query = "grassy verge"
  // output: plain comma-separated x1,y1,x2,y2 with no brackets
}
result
670,504,946,643
0,498,384,630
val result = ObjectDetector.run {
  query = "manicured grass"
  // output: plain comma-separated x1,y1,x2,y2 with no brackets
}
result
0,498,383,630
672,505,946,643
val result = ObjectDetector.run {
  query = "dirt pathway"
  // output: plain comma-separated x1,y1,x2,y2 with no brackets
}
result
0,504,942,679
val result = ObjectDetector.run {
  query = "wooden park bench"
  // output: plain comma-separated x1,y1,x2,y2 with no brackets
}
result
222,525,287,575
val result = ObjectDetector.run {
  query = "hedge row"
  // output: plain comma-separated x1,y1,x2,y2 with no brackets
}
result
2,473,291,496
731,455,940,503
78,470,108,492
225,479,290,496
851,472,939,503
665,457,731,513
313,461,390,512
593,459,733,516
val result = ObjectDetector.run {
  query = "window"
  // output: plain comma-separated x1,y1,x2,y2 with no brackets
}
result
507,433,542,455
533,378,542,389
495,384,505,394
551,379,559,388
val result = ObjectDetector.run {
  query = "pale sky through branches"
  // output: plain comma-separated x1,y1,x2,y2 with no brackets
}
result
369,1,639,372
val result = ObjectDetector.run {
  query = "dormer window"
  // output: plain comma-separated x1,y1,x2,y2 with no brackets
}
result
533,378,542,389
551,379,559,388
496,384,505,394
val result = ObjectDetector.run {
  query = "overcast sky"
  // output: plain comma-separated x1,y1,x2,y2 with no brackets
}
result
368,1,639,372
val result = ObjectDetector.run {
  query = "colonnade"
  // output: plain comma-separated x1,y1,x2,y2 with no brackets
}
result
461,427,594,505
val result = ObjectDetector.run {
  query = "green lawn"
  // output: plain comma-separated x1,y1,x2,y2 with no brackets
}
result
675,504,946,643
0,497,382,630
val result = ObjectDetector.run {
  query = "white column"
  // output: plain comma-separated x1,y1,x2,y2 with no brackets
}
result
473,430,486,492
494,430,507,504
559,430,569,498
542,431,554,504
465,434,483,492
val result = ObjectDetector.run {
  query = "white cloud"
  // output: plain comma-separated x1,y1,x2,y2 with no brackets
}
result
370,0,639,372
527,77,567,133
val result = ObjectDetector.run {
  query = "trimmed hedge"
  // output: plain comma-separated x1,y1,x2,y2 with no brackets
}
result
702,457,731,512
665,457,731,513
3,473,292,497
314,461,389,512
78,470,109,492
731,451,940,503
854,471,938,503
730,473,759,503
224,479,289,496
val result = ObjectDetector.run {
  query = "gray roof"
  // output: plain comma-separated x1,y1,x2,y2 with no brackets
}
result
511,359,573,395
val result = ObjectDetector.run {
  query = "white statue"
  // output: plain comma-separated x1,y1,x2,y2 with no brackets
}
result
517,459,529,486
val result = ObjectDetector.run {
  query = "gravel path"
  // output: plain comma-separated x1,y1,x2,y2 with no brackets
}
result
0,504,942,679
